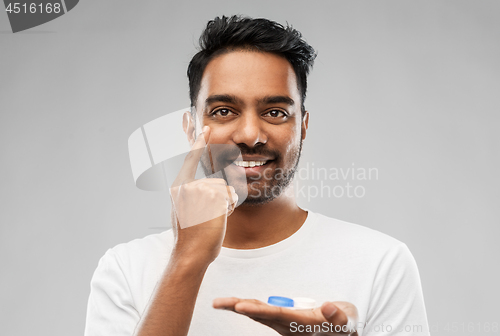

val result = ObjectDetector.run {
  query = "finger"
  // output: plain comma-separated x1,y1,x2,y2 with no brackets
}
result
226,193,238,216
213,298,264,310
226,185,238,203
227,202,237,216
323,301,358,334
200,184,236,203
191,184,235,196
322,302,351,326
186,178,227,186
321,302,356,334
177,125,211,182
213,297,241,310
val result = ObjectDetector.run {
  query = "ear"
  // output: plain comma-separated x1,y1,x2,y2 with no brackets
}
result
301,111,309,141
183,111,196,146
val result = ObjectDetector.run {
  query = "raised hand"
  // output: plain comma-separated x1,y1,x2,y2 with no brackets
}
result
170,125,238,265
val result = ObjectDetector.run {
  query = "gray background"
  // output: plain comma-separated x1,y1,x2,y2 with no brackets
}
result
1,1,499,335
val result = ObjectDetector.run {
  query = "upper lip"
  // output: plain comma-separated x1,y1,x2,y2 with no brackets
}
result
238,156,273,161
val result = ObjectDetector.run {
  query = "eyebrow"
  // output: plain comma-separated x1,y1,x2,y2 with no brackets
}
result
257,95,295,106
205,94,295,107
205,94,242,106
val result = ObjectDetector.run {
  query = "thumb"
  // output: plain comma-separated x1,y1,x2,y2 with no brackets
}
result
322,302,347,324
322,302,339,320
321,302,357,334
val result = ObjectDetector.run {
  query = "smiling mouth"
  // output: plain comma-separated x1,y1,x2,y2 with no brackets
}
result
232,160,270,168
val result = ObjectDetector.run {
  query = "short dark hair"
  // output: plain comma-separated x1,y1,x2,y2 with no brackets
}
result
187,15,317,116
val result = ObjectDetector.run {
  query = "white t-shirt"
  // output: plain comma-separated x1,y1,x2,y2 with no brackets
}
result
84,211,430,336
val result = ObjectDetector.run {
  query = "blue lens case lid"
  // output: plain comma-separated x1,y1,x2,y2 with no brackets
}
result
267,296,294,307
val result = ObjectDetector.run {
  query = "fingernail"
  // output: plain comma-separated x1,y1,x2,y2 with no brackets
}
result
202,126,209,132
324,303,338,318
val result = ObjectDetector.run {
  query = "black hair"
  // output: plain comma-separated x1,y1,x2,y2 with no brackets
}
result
187,15,317,116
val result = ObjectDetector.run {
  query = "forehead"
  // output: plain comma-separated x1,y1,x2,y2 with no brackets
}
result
197,50,299,107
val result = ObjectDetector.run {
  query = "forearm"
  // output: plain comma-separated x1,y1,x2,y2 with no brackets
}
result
133,252,209,336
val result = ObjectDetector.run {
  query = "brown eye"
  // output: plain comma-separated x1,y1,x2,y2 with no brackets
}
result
214,109,233,117
265,110,286,118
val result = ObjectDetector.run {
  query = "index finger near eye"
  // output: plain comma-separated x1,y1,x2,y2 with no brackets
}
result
178,126,210,182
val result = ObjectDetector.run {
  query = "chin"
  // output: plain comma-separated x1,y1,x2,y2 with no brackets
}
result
240,196,276,206
240,180,290,206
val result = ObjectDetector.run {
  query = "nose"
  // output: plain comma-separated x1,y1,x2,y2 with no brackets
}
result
232,112,267,147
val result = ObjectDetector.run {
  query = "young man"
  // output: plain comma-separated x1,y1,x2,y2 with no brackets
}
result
85,16,429,336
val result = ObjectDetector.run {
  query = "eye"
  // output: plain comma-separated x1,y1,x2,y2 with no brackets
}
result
211,108,235,117
263,109,287,118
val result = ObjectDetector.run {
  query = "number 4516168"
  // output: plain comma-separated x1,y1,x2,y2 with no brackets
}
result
5,2,62,14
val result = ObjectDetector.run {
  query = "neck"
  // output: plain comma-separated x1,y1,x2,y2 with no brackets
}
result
223,186,308,249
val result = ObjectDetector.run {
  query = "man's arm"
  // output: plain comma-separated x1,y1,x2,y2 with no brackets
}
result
85,126,235,336
133,125,237,336
133,248,209,336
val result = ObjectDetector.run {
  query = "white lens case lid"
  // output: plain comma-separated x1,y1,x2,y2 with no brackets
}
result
291,297,316,310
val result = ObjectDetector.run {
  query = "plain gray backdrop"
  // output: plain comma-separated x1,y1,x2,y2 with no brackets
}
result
1,1,499,335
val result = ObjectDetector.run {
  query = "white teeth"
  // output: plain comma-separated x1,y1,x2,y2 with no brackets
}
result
233,160,268,168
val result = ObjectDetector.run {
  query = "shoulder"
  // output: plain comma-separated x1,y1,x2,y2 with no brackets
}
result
307,211,411,259
91,230,176,310
309,212,404,247
110,229,174,259
106,229,175,267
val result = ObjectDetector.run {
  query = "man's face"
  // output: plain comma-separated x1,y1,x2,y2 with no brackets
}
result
193,50,308,205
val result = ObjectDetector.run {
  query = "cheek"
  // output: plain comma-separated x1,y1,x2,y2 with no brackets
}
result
205,125,233,145
277,129,301,155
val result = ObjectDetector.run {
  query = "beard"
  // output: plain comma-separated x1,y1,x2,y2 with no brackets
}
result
199,139,303,206
243,140,302,206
